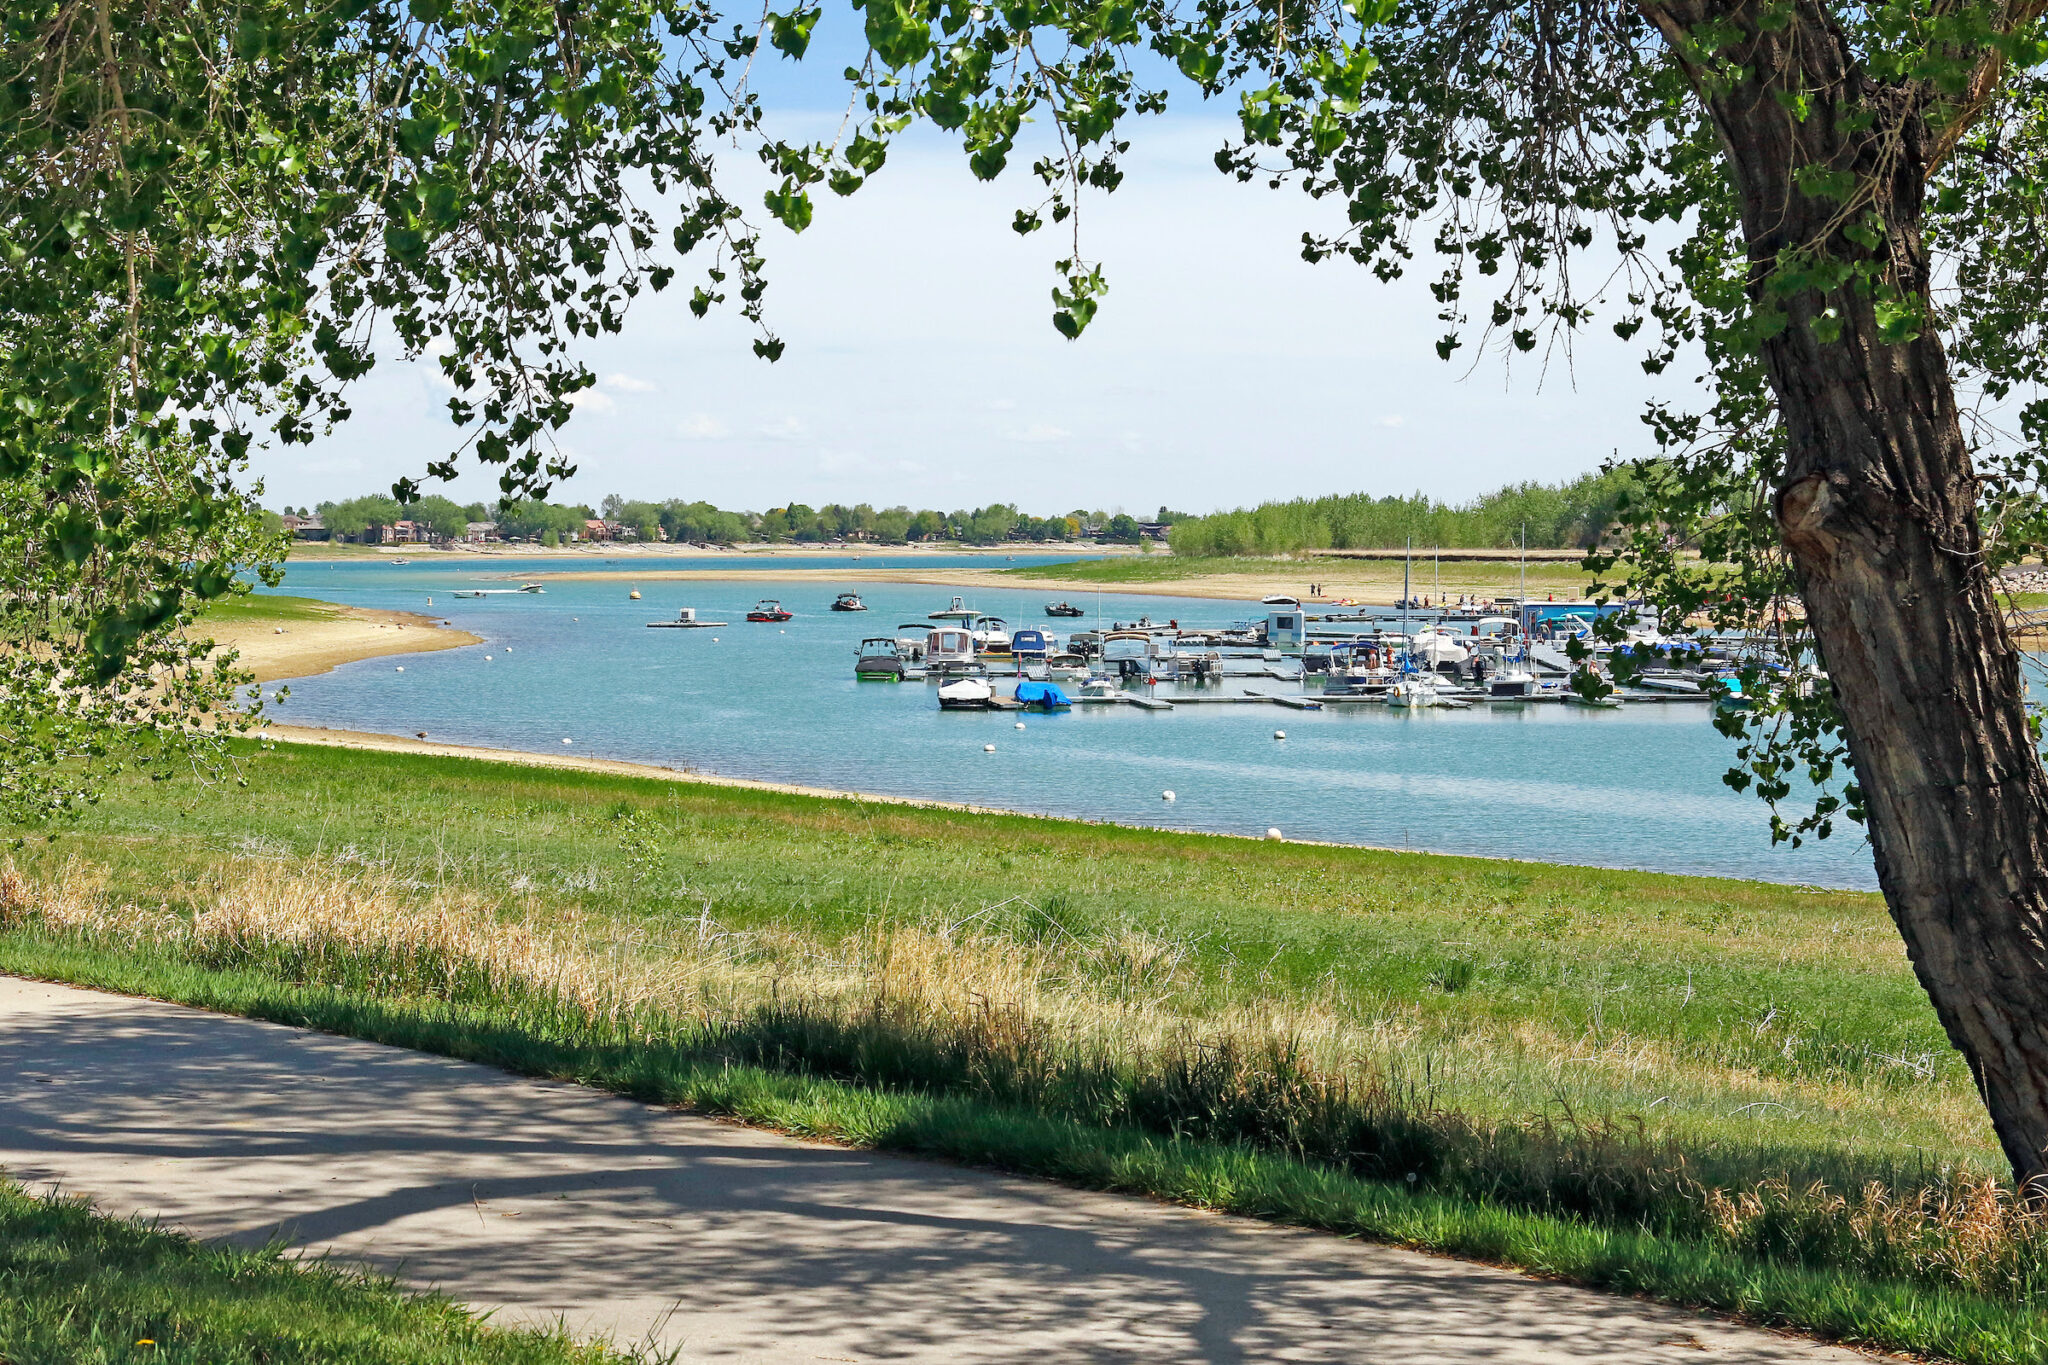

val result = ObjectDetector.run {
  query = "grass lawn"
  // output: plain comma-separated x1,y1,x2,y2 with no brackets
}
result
0,1181,620,1364
2,741,2039,1362
195,593,351,626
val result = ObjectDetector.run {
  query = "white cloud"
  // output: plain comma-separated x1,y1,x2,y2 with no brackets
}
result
1374,414,1407,428
602,372,658,393
989,397,1017,411
758,416,809,441
1006,422,1071,444
676,413,730,440
567,389,615,413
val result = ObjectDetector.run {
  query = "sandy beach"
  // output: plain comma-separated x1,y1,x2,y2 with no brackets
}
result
528,560,1599,605
202,606,481,683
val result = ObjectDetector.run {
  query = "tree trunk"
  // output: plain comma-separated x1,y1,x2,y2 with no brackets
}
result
1650,0,2048,1187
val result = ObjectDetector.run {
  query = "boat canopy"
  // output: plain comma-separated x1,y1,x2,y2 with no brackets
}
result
1015,680,1072,707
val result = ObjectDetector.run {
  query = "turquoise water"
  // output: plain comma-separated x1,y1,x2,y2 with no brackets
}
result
264,558,1877,889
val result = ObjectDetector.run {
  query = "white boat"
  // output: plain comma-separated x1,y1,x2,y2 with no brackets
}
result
1078,677,1121,700
646,607,726,628
1387,675,1440,708
929,595,980,624
925,626,979,674
937,677,995,709
1046,652,1089,680
1489,669,1538,699
1409,628,1471,670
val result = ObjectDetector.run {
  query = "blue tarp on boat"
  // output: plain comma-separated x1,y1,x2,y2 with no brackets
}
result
1014,680,1072,708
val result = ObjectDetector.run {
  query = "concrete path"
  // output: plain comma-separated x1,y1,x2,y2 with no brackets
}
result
0,977,1869,1364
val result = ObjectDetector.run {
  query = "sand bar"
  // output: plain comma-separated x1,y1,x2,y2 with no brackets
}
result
199,605,481,683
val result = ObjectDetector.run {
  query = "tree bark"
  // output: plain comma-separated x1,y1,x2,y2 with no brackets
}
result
1648,0,2048,1187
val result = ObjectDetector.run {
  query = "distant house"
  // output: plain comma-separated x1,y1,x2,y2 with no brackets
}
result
282,514,329,541
1137,521,1173,541
583,518,612,542
381,520,429,545
465,521,497,543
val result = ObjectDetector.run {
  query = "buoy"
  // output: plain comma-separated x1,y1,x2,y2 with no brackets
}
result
1274,729,1286,740
273,627,285,634
562,737,572,745
983,744,996,753
1162,790,1176,802
1014,721,1026,730
426,597,433,606
484,655,492,661
395,666,404,672
1266,827,1284,841
629,589,641,600
711,637,719,643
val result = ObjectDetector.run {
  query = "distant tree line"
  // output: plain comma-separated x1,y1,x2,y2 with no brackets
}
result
292,494,1190,547
1166,472,1637,556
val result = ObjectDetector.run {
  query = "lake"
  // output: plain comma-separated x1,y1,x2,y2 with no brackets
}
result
263,556,1878,889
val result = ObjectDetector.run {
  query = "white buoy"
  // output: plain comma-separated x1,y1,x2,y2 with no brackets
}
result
1274,729,1286,740
562,737,572,745
1014,721,1026,730
983,743,996,753
395,666,404,672
629,589,641,600
484,655,492,661
711,637,720,642
1266,827,1284,841
503,645,511,652
1162,790,1176,802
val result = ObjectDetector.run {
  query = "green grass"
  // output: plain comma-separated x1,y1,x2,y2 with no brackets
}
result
2,740,2036,1362
195,592,347,626
0,1179,622,1364
1000,554,1598,591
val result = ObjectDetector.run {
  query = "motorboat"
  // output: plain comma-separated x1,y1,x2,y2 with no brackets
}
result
646,607,727,629
1409,627,1471,673
1261,594,1301,608
451,582,546,598
893,623,930,663
831,592,868,612
1046,652,1089,680
1014,680,1073,711
1488,669,1539,699
747,599,793,622
1321,640,1398,697
925,626,980,675
1078,677,1121,700
1044,601,1086,617
937,676,996,709
1010,628,1051,662
929,595,980,623
855,637,907,680
973,615,1013,657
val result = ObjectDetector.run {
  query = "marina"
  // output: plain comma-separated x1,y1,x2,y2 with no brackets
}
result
259,558,1880,889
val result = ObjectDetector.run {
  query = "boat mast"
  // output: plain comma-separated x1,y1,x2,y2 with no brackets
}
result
1519,522,1527,669
1402,535,1411,674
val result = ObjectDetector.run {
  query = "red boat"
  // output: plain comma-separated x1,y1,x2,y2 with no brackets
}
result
746,599,793,622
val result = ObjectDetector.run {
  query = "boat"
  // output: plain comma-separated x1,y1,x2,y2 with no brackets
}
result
747,599,793,622
1488,669,1539,699
451,582,546,598
893,624,931,663
854,637,906,680
646,607,727,629
1014,680,1073,711
1387,675,1440,708
831,592,868,612
1045,652,1089,680
1321,640,1398,697
1261,594,1301,608
925,626,980,674
390,558,410,565
1010,628,1051,662
929,595,980,623
973,615,1013,658
1078,677,1121,700
937,676,996,709
1045,601,1086,617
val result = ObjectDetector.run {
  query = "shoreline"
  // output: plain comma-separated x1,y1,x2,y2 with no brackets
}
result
255,725,1863,890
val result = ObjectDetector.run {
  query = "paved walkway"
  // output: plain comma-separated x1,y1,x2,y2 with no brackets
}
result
0,977,1868,1363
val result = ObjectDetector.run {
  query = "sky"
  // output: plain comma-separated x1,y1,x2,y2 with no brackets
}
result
253,37,1685,519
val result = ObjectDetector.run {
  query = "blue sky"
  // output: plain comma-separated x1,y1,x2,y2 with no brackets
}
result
254,27,1679,518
